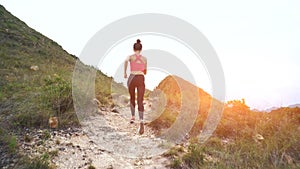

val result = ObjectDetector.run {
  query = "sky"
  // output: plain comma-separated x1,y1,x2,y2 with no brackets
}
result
1,0,300,110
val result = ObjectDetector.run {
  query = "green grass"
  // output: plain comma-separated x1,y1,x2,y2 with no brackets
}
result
24,134,32,142
181,143,205,168
163,145,185,158
42,129,51,140
0,129,18,154
7,135,17,153
16,156,52,169
0,4,126,129
0,5,127,168
88,165,96,169
169,158,182,169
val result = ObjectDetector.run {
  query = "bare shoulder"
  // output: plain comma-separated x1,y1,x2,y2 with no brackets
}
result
142,55,147,62
126,54,134,61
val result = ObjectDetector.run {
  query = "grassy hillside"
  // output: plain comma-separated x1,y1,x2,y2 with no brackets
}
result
149,76,300,168
0,4,128,167
0,4,127,129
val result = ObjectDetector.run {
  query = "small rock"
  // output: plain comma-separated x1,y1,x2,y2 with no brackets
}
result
58,147,65,151
65,141,73,146
36,140,43,146
97,108,104,115
30,65,39,71
24,141,35,146
143,159,152,165
253,134,264,142
49,117,58,129
93,98,100,106
111,108,119,113
107,164,113,169
134,160,143,166
110,103,115,108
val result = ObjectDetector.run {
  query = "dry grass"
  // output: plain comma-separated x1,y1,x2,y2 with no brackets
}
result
0,5,127,168
166,104,300,168
148,76,300,168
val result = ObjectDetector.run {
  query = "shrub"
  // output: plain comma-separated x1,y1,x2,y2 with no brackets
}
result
8,135,17,153
169,158,182,169
88,165,96,169
163,146,184,157
181,143,205,168
18,156,50,169
24,134,32,142
0,131,18,154
42,129,51,140
14,111,50,128
42,74,73,116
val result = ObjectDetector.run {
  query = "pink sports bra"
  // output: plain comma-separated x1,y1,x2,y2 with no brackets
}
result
130,54,145,72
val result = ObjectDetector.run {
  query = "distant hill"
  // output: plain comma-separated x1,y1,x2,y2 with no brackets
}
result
0,4,125,129
288,104,300,108
264,104,300,112
265,106,279,113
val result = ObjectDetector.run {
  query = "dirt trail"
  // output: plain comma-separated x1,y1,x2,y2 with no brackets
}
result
73,96,173,168
14,95,173,169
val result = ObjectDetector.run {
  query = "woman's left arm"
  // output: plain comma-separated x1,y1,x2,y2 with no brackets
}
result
144,57,147,75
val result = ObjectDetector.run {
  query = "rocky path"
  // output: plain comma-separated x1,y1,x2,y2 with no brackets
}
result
11,96,173,169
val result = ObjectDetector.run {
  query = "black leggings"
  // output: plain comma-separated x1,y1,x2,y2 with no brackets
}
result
127,74,145,120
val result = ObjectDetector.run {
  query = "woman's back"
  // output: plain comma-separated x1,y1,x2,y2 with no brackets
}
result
129,54,146,73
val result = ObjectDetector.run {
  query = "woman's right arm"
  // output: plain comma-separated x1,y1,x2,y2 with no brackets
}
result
124,56,130,78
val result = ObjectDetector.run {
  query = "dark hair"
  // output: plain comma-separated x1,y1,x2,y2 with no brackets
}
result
133,39,142,51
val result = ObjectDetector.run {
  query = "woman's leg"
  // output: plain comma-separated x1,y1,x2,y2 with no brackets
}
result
127,75,136,117
136,75,145,134
137,75,145,121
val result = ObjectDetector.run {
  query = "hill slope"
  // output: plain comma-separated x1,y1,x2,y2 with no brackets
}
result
0,4,128,167
0,4,125,129
151,76,300,168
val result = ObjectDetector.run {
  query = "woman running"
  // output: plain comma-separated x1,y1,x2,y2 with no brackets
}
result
124,39,147,135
